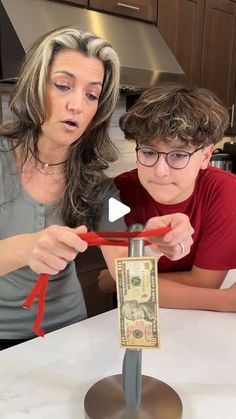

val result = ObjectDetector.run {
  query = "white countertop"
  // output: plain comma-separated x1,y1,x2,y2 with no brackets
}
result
0,270,235,419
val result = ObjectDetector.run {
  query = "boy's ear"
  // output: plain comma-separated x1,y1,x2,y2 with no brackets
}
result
200,144,215,169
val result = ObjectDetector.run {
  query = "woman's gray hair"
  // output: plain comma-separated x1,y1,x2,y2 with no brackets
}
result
120,84,229,148
1,26,120,228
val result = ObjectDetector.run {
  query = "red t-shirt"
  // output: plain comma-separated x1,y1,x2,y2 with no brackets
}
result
115,167,236,272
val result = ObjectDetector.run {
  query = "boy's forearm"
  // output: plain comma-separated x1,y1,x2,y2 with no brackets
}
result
160,268,227,289
99,266,232,312
158,277,227,312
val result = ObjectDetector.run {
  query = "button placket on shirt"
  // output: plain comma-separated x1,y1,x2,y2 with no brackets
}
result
35,203,46,231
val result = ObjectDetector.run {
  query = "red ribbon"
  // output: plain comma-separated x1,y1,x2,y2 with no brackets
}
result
22,227,171,337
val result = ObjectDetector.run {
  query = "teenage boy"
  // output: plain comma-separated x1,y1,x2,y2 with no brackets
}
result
99,85,236,312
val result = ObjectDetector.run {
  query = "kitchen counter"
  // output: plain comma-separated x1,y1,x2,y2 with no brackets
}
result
0,270,235,419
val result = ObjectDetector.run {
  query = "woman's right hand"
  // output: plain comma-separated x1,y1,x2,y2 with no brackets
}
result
25,225,88,275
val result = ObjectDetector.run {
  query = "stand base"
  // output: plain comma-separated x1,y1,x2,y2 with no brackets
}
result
84,374,182,419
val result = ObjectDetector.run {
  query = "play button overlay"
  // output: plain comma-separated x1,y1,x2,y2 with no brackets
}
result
108,198,130,222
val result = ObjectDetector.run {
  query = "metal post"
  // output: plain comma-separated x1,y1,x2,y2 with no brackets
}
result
122,224,144,408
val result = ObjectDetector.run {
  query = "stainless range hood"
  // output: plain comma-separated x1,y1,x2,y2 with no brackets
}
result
0,0,184,92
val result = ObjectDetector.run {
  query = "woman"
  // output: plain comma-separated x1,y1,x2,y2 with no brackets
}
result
0,27,193,350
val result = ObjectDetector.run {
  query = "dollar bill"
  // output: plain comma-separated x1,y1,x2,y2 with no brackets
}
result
115,257,160,349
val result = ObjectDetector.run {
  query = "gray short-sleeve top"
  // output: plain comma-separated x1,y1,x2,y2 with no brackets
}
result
0,137,125,338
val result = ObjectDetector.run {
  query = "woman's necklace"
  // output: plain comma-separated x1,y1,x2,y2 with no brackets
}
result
36,166,65,175
29,149,67,175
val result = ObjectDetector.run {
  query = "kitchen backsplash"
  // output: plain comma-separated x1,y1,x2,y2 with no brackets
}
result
108,96,125,141
1,91,13,122
106,96,136,177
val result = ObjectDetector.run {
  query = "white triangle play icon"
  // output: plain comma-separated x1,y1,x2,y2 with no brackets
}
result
108,198,130,222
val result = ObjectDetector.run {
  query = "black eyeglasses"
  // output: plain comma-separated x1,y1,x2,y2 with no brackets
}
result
135,145,205,169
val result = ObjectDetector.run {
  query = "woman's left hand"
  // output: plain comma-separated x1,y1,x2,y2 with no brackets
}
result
145,213,194,260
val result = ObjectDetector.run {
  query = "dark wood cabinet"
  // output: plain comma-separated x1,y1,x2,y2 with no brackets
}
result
158,0,205,86
58,0,88,5
0,91,2,123
89,0,157,22
157,0,236,134
201,0,236,106
227,81,236,133
75,246,114,317
201,0,236,132
234,86,236,131
52,0,157,20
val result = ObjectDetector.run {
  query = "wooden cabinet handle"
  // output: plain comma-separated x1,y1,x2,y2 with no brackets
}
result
117,2,140,11
230,104,235,128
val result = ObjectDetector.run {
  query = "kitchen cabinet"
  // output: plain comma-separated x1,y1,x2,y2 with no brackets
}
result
0,92,2,123
75,246,114,317
231,87,236,133
157,0,236,134
89,0,157,22
157,0,205,86
201,0,236,133
58,0,88,5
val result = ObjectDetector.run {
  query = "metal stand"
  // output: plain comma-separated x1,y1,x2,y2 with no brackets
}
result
84,374,182,419
84,224,183,419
